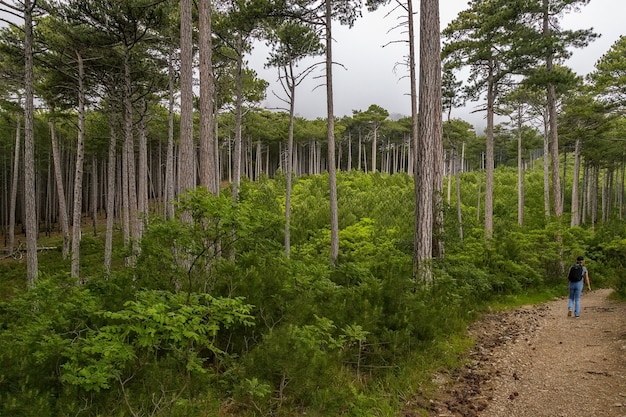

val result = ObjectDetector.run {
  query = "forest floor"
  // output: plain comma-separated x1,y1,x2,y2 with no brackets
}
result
421,288,626,417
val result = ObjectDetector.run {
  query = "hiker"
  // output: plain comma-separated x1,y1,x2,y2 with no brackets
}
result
567,256,591,318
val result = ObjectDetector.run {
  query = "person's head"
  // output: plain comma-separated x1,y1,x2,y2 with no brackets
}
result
576,256,584,264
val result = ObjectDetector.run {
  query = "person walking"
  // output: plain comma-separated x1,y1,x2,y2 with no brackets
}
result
567,256,591,317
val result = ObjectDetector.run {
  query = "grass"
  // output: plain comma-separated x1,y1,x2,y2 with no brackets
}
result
486,287,563,311
0,223,126,294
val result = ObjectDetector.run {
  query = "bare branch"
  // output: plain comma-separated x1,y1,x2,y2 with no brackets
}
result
0,0,21,13
0,16,23,29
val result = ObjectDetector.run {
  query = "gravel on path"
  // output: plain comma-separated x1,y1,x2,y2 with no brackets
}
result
426,288,626,417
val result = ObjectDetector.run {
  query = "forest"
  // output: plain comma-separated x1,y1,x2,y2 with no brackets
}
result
1,0,626,416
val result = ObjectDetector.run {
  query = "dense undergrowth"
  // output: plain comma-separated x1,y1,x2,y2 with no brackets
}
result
1,167,625,417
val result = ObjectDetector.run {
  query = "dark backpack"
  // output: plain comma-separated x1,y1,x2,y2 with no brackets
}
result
567,264,584,282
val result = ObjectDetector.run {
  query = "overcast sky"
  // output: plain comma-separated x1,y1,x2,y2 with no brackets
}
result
248,0,624,130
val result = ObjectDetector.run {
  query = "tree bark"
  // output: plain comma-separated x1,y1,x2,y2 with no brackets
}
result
416,0,443,266
543,0,562,218
231,35,244,203
358,131,362,171
447,153,452,205
137,101,148,239
347,132,352,172
199,0,217,194
71,50,86,281
285,62,296,258
89,156,97,236
617,159,626,220
580,162,586,223
8,111,21,259
455,147,463,241
104,109,117,274
485,62,495,240
165,47,176,219
371,128,377,172
517,104,524,227
23,0,38,285
408,0,422,276
123,50,139,260
179,0,195,199
543,109,550,218
571,138,581,226
325,0,339,264
429,0,444,260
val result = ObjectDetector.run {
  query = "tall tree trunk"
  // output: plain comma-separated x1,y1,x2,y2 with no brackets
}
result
484,63,495,240
137,101,148,239
71,51,86,281
337,138,342,171
455,148,463,241
285,62,296,258
255,142,262,179
2,155,7,245
591,164,599,226
542,109,550,218
227,136,232,182
50,116,70,258
347,132,352,172
447,153,452,205
165,47,176,219
91,156,98,236
362,140,367,172
294,142,299,176
124,52,139,259
429,0,444,260
229,35,245,260
371,128,377,172
156,139,162,213
44,154,52,237
265,143,269,176
571,138,581,226
602,167,610,222
617,157,626,220
214,110,221,192
325,0,339,264
408,0,423,277
517,104,524,227
580,164,589,224
416,0,443,266
317,141,322,174
477,156,483,221
543,0,562,218
199,0,217,194
179,0,195,198
23,0,38,285
562,150,567,211
608,168,614,221
8,111,21,258
104,109,117,274
357,131,362,171
231,35,244,203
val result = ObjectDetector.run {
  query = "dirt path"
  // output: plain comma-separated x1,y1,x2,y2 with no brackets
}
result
427,288,626,417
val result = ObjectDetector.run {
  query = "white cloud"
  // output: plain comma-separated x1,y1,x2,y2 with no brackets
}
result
249,1,622,131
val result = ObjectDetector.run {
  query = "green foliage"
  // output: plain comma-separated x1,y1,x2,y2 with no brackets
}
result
584,221,626,297
588,35,626,110
0,273,253,415
0,275,99,416
3,160,626,416
61,291,254,391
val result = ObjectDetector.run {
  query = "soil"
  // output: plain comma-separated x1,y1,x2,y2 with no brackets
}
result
425,288,626,417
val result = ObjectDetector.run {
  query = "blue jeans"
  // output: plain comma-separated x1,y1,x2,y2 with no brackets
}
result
568,280,584,316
